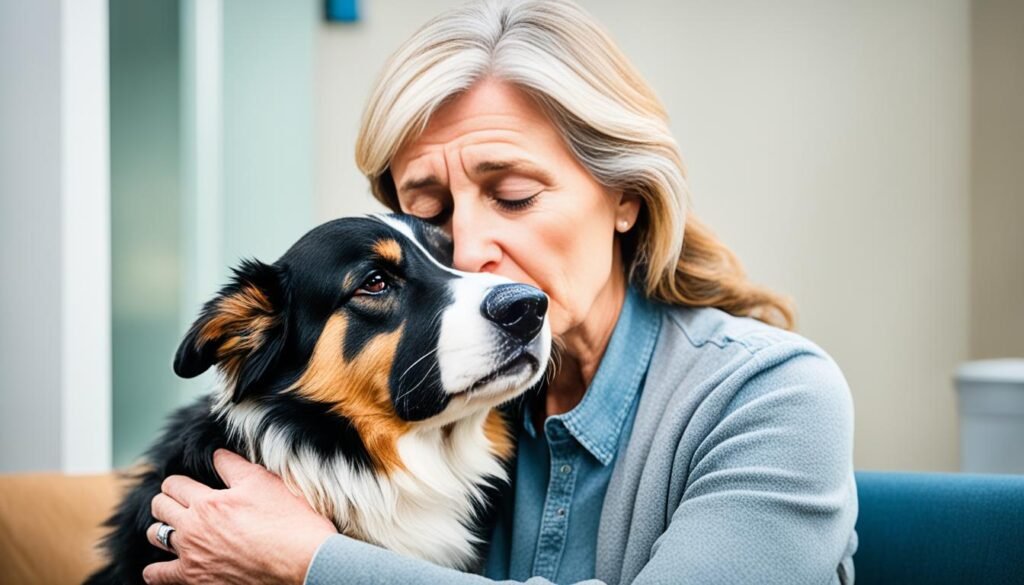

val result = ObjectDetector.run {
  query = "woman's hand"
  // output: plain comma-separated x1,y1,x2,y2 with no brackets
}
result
143,449,337,585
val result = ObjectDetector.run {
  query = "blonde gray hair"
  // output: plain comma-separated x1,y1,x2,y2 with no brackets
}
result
356,0,795,329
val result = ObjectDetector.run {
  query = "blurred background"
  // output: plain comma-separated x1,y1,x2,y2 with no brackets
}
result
1,0,1021,474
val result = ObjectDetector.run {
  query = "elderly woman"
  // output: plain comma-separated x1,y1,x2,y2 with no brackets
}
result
143,1,857,583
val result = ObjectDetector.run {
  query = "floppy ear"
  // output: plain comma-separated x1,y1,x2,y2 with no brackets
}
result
174,259,289,402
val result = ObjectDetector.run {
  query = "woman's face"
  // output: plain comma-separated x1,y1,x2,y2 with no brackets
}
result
390,79,639,337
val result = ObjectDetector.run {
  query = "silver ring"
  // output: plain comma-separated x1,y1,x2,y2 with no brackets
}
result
156,522,176,550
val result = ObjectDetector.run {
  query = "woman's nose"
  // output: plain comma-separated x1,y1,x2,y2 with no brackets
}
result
450,204,502,273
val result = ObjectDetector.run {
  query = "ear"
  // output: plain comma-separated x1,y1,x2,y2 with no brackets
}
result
614,190,642,231
173,259,289,402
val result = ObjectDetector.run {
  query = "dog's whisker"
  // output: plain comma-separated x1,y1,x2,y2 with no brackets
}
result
399,346,440,382
396,357,440,405
544,337,566,387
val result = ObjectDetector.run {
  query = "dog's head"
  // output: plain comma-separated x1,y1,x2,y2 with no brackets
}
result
174,214,551,436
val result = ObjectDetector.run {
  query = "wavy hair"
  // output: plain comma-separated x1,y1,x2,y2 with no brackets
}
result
355,0,796,329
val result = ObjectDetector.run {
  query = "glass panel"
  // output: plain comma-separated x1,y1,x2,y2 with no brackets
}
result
109,0,183,467
110,0,314,466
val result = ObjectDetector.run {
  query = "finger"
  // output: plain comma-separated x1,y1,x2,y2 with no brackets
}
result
213,448,263,487
142,559,186,585
161,474,212,507
151,492,187,526
146,522,177,555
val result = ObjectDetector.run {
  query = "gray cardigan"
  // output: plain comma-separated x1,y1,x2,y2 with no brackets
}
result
306,304,859,584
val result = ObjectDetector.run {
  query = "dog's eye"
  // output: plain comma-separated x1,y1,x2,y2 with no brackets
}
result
356,272,389,296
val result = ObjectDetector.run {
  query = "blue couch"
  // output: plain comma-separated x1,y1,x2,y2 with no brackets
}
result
854,471,1024,584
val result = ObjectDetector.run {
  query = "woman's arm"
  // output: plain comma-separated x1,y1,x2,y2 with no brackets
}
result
627,349,858,584
143,450,336,585
143,449,594,585
142,449,587,585
146,350,855,585
306,351,857,585
305,536,602,585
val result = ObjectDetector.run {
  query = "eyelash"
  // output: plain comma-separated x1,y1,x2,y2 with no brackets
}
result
493,191,540,212
420,191,541,224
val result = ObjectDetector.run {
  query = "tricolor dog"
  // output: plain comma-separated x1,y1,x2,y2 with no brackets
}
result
87,214,552,584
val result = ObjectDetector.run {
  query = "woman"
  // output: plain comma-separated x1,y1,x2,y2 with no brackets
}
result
143,1,857,583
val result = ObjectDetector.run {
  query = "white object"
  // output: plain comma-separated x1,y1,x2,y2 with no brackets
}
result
956,359,1024,474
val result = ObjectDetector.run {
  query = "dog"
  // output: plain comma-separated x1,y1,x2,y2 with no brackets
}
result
86,214,552,584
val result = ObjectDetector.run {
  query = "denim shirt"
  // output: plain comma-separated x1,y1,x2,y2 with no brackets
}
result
484,286,662,583
306,293,858,585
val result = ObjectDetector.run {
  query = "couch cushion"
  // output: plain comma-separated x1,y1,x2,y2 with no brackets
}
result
854,471,1024,585
0,473,122,585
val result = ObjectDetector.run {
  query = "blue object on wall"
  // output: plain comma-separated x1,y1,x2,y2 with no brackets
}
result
326,0,359,22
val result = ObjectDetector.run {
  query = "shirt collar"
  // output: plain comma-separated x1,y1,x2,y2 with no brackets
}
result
522,286,661,466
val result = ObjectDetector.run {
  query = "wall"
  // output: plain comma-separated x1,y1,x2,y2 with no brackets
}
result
2,0,1010,474
316,0,974,471
315,0,464,220
220,0,317,271
0,0,64,472
0,0,110,473
610,1,971,472
970,0,1024,360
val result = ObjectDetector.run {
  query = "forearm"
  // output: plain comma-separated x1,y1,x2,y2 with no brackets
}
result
305,536,605,585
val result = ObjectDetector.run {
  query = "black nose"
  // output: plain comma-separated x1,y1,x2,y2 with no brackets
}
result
481,284,548,342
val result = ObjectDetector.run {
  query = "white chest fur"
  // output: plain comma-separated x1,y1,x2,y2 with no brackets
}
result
220,404,507,570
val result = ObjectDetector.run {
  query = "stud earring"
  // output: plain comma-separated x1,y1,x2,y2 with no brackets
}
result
617,219,630,232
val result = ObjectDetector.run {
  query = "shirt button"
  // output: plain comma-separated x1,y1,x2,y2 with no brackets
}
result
560,464,572,474
557,508,566,517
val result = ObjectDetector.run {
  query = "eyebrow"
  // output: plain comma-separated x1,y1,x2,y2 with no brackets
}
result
398,175,445,193
472,159,555,185
397,159,554,194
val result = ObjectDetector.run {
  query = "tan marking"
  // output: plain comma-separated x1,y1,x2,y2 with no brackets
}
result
372,239,402,264
342,271,357,292
197,285,274,342
195,285,278,384
292,314,410,473
483,409,515,461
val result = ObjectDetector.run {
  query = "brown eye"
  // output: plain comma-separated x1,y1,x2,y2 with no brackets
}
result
356,272,389,296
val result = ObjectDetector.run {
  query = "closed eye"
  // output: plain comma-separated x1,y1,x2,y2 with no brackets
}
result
493,191,540,212
422,206,453,226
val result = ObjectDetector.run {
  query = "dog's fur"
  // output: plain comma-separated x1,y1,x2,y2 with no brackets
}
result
86,214,551,584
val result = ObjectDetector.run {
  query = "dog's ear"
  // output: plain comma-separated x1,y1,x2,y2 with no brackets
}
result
174,259,289,402
395,213,453,266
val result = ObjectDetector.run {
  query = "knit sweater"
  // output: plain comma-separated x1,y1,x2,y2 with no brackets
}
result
305,302,859,585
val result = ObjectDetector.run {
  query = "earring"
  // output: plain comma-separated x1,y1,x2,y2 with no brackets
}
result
617,219,630,232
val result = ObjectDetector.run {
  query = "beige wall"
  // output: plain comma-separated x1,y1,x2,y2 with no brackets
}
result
315,0,466,220
970,0,1024,360
315,0,990,472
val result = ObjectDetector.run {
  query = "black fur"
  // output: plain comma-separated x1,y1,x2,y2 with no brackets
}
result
86,215,489,584
85,398,229,584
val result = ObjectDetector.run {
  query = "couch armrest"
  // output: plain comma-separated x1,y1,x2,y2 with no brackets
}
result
0,472,123,585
